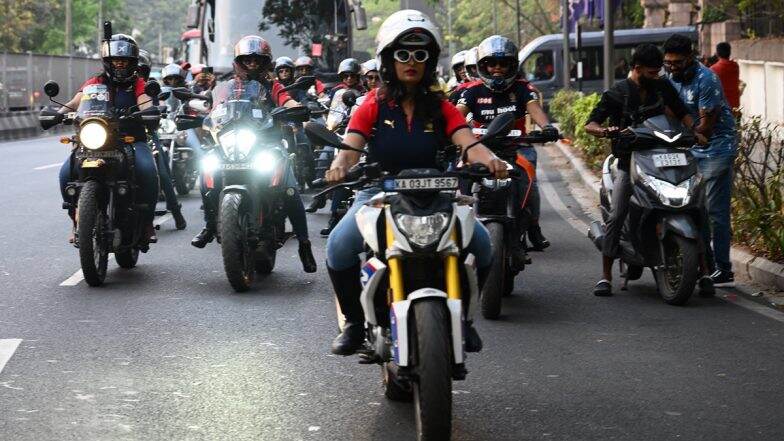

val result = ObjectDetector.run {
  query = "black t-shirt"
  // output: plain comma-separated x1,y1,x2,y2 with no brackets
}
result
588,78,688,170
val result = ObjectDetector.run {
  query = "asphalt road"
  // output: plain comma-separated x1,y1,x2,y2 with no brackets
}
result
1,135,783,441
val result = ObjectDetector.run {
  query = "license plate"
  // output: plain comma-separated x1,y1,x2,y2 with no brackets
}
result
652,153,688,167
472,128,522,137
78,150,122,159
384,177,458,191
221,163,251,170
158,134,175,140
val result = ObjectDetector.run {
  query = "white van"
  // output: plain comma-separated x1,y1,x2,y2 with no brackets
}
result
518,26,697,101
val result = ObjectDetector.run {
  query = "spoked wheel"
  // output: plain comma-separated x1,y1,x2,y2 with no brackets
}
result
481,223,505,319
220,193,255,292
77,181,109,287
412,299,453,441
654,234,698,305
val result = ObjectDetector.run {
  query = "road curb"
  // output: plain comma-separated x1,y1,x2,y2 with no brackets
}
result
553,139,784,292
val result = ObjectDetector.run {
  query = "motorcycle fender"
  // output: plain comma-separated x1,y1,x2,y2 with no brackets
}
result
660,213,699,240
391,289,464,367
359,257,387,326
356,205,382,253
454,204,476,249
221,185,249,197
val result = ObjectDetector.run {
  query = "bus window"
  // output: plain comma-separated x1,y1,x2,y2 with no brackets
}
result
523,51,555,81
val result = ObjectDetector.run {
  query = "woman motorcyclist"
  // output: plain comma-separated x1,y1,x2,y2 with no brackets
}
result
189,64,216,94
274,56,295,86
448,47,481,104
329,58,365,100
293,56,327,97
137,52,187,230
450,50,468,86
161,63,188,88
456,35,558,260
190,35,317,273
56,34,159,245
360,59,380,91
325,10,509,355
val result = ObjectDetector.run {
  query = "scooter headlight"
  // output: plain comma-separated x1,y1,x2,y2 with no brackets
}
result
252,150,278,173
200,152,221,174
80,122,108,150
636,165,693,207
394,213,450,247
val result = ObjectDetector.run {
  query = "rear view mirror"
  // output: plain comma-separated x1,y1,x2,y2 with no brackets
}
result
175,114,204,130
341,90,358,108
305,122,343,147
186,3,200,28
352,3,367,30
482,112,514,141
144,80,161,98
44,81,60,98
158,91,171,101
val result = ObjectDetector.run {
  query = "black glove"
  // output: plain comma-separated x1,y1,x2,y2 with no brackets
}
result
542,124,560,142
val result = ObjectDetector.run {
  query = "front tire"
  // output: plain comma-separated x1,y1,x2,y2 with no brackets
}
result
220,193,255,292
115,249,139,269
654,234,698,305
481,223,505,319
412,299,453,441
77,180,108,287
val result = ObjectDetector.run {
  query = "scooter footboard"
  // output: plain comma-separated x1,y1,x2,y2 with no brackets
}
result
391,289,464,367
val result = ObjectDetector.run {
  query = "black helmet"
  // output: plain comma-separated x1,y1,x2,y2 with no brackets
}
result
337,58,361,77
476,35,518,92
101,34,140,83
137,49,151,80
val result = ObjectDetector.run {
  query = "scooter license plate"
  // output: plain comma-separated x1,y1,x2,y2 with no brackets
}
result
384,177,459,191
652,153,688,167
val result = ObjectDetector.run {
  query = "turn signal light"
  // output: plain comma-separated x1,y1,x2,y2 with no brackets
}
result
60,137,71,144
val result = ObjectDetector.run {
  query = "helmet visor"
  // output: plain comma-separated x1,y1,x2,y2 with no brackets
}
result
235,38,268,58
101,40,138,59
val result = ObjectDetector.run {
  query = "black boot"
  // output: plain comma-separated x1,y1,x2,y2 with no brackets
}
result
298,240,317,273
305,195,326,213
171,204,187,230
527,224,550,251
464,265,490,353
191,224,215,248
328,264,366,355
320,214,340,237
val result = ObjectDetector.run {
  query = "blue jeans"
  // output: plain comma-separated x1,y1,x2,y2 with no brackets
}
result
151,134,180,211
59,142,159,224
697,155,735,272
326,188,494,271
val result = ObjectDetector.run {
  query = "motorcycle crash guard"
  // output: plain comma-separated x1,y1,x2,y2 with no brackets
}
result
390,288,464,367
660,213,699,240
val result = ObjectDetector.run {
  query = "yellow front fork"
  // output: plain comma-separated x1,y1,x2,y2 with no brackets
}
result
385,217,461,302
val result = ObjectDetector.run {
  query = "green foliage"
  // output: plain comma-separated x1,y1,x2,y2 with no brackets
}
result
549,90,609,171
732,117,784,262
353,0,401,59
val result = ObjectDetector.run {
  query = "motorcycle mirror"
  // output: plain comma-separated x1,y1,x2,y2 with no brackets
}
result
353,4,368,30
481,112,515,141
175,114,204,130
281,75,316,92
341,90,358,108
144,80,161,98
43,81,60,98
38,107,61,130
158,91,171,101
304,122,343,147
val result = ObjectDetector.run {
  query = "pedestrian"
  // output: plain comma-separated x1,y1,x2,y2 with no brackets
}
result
710,42,741,112
663,34,738,286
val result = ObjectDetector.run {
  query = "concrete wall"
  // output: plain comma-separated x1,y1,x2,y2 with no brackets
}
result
732,38,784,125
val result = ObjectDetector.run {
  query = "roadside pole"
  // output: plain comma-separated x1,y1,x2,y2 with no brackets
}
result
562,0,570,89
603,0,615,90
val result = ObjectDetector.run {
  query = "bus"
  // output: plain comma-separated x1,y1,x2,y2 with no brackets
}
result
518,26,697,101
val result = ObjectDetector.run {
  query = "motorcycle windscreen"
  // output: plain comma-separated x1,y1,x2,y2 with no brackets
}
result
77,84,114,119
209,79,272,130
326,89,348,131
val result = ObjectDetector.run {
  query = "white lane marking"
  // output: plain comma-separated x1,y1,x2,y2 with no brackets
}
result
58,214,170,286
539,175,784,323
34,163,61,171
60,269,84,287
0,339,23,374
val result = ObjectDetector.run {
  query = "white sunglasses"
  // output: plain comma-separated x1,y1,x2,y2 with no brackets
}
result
393,49,430,64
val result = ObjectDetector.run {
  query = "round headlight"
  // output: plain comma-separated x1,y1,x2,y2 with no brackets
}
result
80,122,108,150
252,150,278,173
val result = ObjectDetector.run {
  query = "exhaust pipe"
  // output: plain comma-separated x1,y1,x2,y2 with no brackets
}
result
587,221,606,252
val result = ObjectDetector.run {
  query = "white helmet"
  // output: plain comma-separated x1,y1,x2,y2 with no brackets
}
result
451,50,467,70
464,47,479,80
361,59,378,75
375,9,442,58
161,63,186,80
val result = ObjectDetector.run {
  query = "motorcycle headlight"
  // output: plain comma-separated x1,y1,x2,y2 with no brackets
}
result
200,153,221,174
636,165,692,207
159,119,176,134
394,213,450,247
252,150,278,173
80,122,108,150
218,129,256,160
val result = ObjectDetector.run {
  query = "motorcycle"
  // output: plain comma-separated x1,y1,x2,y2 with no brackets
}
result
39,80,163,287
471,121,559,319
305,114,514,441
588,114,705,305
173,79,311,292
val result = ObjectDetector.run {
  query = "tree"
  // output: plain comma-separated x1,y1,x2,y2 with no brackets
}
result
259,0,339,51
